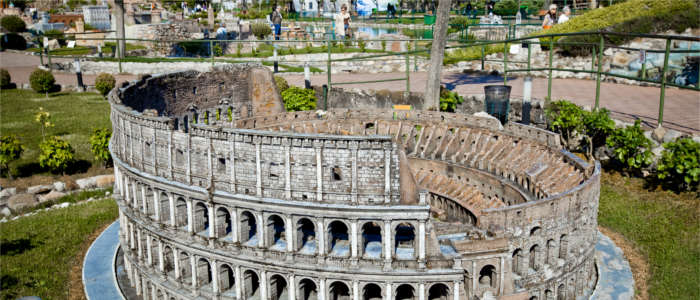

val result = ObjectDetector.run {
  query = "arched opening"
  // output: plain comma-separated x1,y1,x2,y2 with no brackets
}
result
179,252,191,285
545,290,553,300
240,211,258,246
395,284,415,300
145,188,155,216
175,198,187,228
529,244,540,271
159,192,170,224
194,202,209,235
546,239,556,265
361,222,382,259
163,246,174,278
216,207,232,240
327,221,349,257
362,283,382,300
270,274,288,300
478,265,496,289
394,223,415,259
512,249,523,276
428,283,450,300
243,270,260,299
329,281,350,300
559,235,568,259
196,258,212,289
296,218,316,254
529,297,538,300
557,284,566,300
298,278,318,300
267,215,287,250
530,226,541,236
150,238,159,266
219,264,235,296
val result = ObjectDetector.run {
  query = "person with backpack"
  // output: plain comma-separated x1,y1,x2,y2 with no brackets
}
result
271,6,283,40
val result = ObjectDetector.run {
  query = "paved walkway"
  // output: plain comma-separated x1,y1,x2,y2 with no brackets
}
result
591,232,635,300
82,220,124,300
282,72,700,134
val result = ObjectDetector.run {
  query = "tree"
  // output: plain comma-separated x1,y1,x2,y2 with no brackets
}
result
423,0,452,110
1,15,26,32
29,69,55,98
0,135,24,179
95,73,116,97
39,136,75,174
34,107,54,141
90,128,112,167
0,68,11,89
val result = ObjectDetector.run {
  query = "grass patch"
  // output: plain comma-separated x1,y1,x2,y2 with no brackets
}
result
0,89,111,177
599,171,700,299
444,43,505,65
0,197,118,299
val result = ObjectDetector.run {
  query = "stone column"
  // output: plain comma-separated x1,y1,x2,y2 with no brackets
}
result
231,210,238,243
284,138,292,199
131,181,138,209
453,281,460,300
208,204,216,238
146,237,152,265
317,219,326,254
351,220,358,258
286,216,293,252
383,143,392,203
314,141,323,201
258,214,265,248
168,131,173,179
350,141,358,203
154,190,160,221
289,274,296,300
255,137,262,196
139,125,145,170
260,270,268,300
186,133,192,184
207,137,213,182
212,259,220,294
499,256,505,295
419,221,426,262
136,229,143,261
158,240,164,273
319,278,326,300
169,194,176,227
229,139,237,193
153,128,158,174
419,282,425,300
235,265,242,300
141,185,147,214
186,199,194,234
384,221,392,261
386,283,392,300
353,281,359,300
173,250,181,280
190,255,197,289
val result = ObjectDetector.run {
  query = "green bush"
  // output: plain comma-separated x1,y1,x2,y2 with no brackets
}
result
274,75,289,93
358,38,367,52
583,107,615,153
0,68,10,88
0,135,24,179
656,137,699,191
38,136,75,174
251,22,272,40
90,128,112,167
494,0,518,15
94,73,115,97
213,44,223,56
439,86,464,112
236,42,243,57
546,100,585,149
0,33,27,50
282,86,316,112
29,69,55,98
606,120,653,172
1,15,26,32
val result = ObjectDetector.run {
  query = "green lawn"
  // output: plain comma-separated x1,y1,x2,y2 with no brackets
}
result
0,197,118,299
0,89,111,177
598,172,700,299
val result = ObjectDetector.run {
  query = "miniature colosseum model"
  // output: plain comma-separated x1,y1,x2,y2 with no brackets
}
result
109,65,600,300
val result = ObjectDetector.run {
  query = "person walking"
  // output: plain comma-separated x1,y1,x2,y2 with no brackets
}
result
272,6,283,40
335,4,351,39
542,4,557,29
558,6,571,24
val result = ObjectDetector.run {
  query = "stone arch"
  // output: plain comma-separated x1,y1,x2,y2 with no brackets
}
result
530,226,542,236
529,244,541,271
395,284,416,300
159,191,170,224
216,207,232,239
327,221,350,257
298,278,318,300
529,297,538,300
296,218,316,254
328,281,351,300
175,197,187,228
240,211,258,246
193,202,209,234
149,237,159,266
394,222,415,259
269,274,289,300
196,257,212,288
557,284,565,300
179,251,192,285
427,283,450,300
163,246,174,276
267,214,287,250
361,222,382,259
218,263,235,293
546,239,556,265
243,269,260,299
559,234,568,259
478,265,496,289
362,283,382,300
545,289,554,300
512,248,523,276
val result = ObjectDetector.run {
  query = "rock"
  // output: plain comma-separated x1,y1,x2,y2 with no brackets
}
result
613,119,633,129
53,181,66,192
76,177,98,189
46,39,60,50
58,202,71,208
38,190,67,203
594,145,612,164
662,129,685,143
652,145,664,159
7,193,36,211
643,130,659,147
693,136,700,144
26,184,53,195
651,126,667,143
0,206,11,217
0,187,17,200
95,175,115,188
22,83,30,89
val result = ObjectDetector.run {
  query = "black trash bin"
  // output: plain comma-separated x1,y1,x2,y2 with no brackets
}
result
484,85,511,125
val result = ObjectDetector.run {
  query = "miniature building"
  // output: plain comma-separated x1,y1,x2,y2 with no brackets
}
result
110,64,600,300
82,5,111,30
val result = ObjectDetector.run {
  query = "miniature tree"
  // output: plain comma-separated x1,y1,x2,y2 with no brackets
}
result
0,135,24,179
29,69,55,98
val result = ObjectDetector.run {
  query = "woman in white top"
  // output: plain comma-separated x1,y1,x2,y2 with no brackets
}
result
558,6,571,24
335,4,351,39
542,4,557,29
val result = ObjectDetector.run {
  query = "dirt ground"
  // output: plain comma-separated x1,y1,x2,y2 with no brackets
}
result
68,221,113,300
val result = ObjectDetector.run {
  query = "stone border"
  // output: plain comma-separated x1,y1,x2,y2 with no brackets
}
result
82,220,125,300
591,232,635,300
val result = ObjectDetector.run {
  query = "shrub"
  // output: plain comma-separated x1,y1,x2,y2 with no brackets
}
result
34,107,54,141
546,100,585,149
274,75,289,93
281,86,316,112
439,86,464,112
213,44,223,56
582,108,615,156
94,73,115,97
39,136,75,174
606,120,653,172
0,33,27,50
1,15,26,32
358,38,367,53
0,68,10,88
0,135,23,179
251,22,272,40
656,137,699,191
450,16,471,28
381,40,387,52
494,0,518,15
90,128,112,167
236,43,243,57
29,69,55,98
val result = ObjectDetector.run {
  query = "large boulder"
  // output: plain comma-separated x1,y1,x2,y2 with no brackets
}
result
7,193,36,211
26,184,53,195
38,190,67,203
